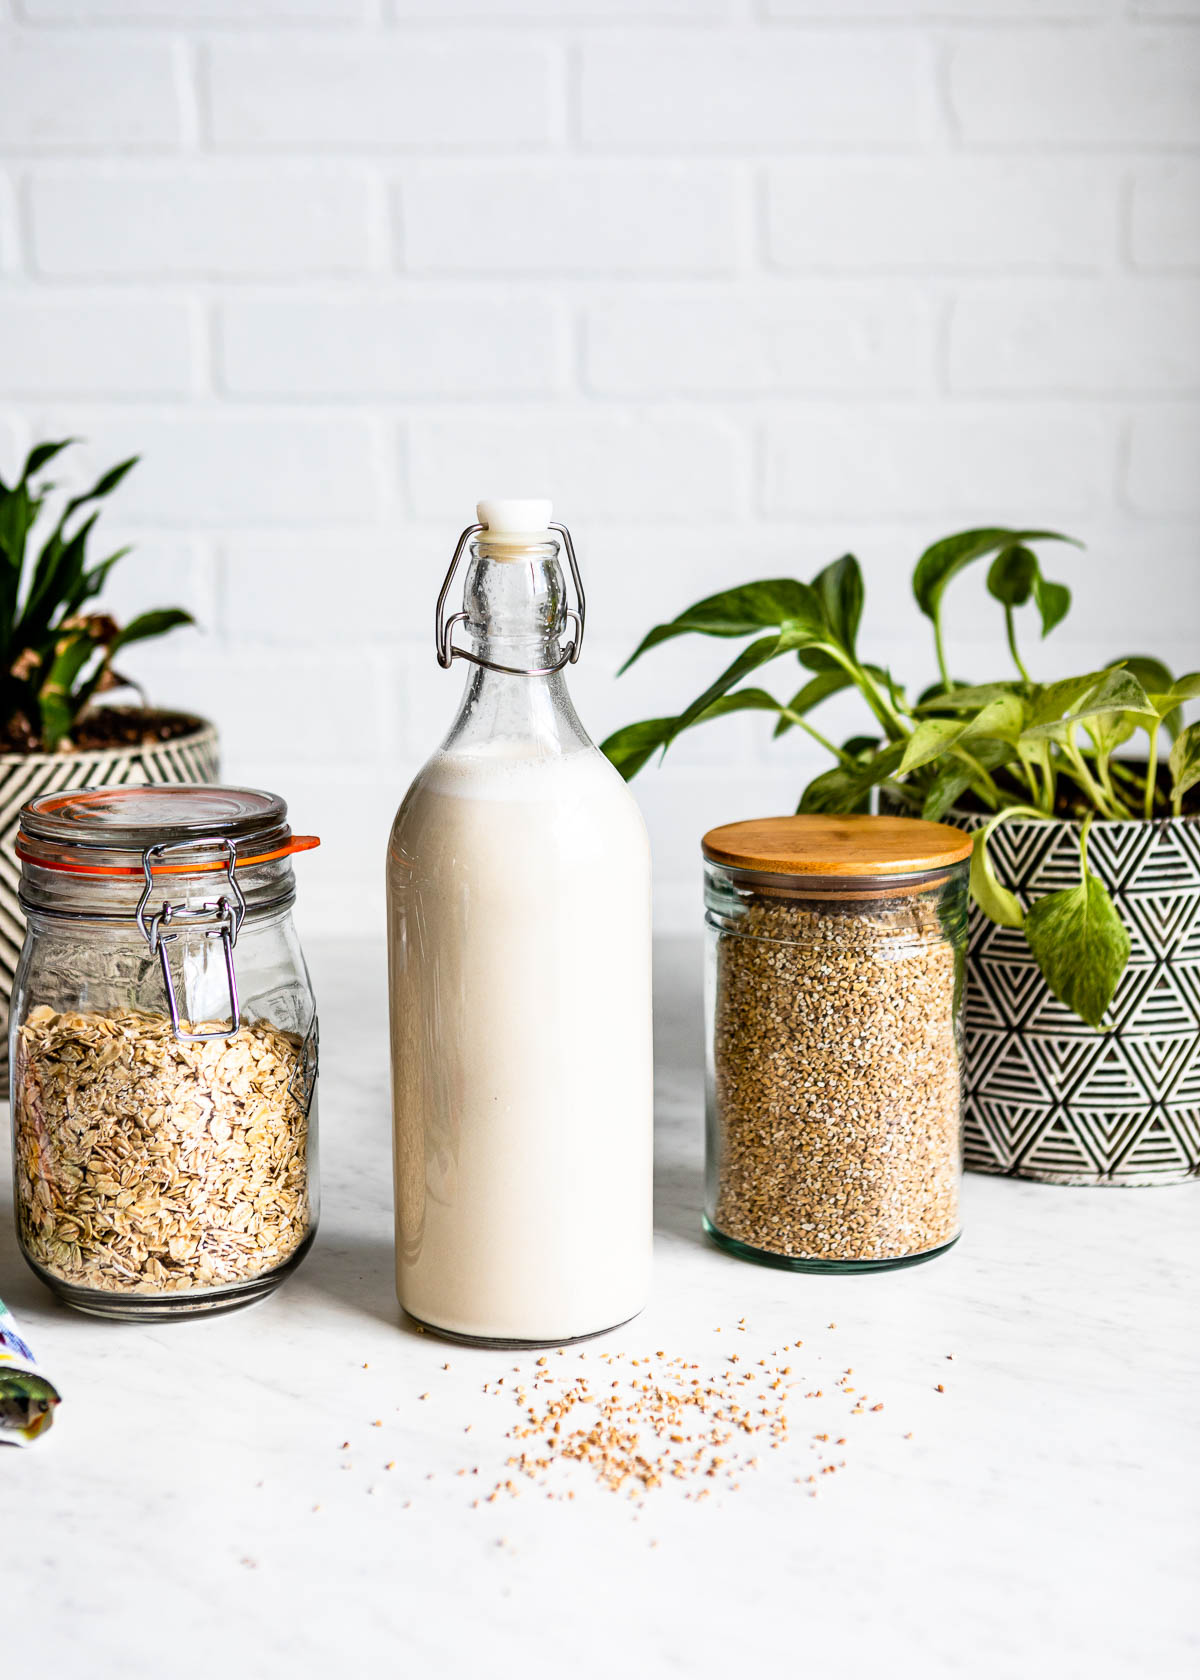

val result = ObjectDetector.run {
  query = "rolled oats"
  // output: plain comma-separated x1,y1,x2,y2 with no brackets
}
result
14,1006,311,1296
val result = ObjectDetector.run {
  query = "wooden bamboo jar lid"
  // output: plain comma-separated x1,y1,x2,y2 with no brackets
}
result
702,813,973,878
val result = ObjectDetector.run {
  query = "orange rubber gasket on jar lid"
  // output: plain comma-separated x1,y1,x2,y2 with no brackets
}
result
14,835,321,877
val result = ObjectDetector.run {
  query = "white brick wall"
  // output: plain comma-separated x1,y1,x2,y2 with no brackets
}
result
401,165,739,273
217,294,568,395
1130,161,1200,267
204,39,558,148
29,168,376,275
0,295,196,393
0,2,1197,938
0,38,181,149
766,161,1116,271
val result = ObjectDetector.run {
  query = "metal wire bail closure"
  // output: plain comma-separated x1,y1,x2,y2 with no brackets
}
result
434,520,587,676
135,836,248,1044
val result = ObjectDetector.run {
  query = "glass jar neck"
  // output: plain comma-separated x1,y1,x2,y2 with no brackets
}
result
441,540,593,758
19,855,297,925
463,538,564,667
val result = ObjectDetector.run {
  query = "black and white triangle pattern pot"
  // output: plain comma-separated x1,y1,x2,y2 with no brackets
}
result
947,808,1200,1186
0,719,220,1087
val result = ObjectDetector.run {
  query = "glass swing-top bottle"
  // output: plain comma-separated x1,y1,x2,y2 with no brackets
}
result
386,500,654,1346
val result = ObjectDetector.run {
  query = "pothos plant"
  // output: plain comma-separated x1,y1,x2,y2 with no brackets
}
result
0,439,193,752
601,528,1200,1031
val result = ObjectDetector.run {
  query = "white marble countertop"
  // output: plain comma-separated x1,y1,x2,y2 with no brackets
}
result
2,937,1196,1680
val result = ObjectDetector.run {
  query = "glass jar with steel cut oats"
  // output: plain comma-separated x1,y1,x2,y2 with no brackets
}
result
10,785,321,1320
702,814,972,1273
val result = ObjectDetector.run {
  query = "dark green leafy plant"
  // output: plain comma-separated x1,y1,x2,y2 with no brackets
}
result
602,528,1199,1030
0,440,193,752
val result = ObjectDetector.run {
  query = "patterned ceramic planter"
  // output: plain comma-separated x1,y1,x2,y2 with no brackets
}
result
0,717,219,1085
947,808,1200,1186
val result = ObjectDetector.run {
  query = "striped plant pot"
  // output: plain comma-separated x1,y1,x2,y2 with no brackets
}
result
0,718,220,1085
947,808,1200,1186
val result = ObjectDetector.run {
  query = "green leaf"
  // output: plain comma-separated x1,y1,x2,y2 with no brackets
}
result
967,694,1028,746
601,689,784,781
1072,666,1158,721
809,554,862,657
1024,861,1130,1031
1119,655,1174,696
1169,721,1200,810
968,814,1025,929
798,742,905,814
900,694,1026,775
985,543,1072,639
796,645,842,673
691,687,785,722
841,734,882,761
1165,672,1200,703
1022,667,1158,741
1087,711,1138,760
106,607,193,654
915,680,1022,715
1145,670,1199,743
900,716,969,775
986,545,1038,608
921,740,1015,821
16,452,137,639
15,509,102,648
669,631,808,742
912,527,1079,622
773,667,854,737
0,481,33,575
600,716,676,780
1032,575,1071,637
619,580,825,673
65,547,132,618
65,454,138,517
1025,670,1106,730
38,630,101,751
21,439,76,482
72,608,194,722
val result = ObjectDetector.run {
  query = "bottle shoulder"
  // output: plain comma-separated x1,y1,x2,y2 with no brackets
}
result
389,742,649,858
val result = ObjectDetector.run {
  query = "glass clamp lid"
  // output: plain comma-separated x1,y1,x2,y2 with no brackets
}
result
16,784,319,875
16,784,321,1045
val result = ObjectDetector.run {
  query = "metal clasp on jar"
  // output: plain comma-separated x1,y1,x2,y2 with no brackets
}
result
135,836,247,1043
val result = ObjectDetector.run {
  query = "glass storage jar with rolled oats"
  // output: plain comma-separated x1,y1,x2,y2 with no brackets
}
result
702,814,972,1273
10,785,320,1319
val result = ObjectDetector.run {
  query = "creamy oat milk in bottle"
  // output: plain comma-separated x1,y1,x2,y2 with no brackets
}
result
386,501,653,1345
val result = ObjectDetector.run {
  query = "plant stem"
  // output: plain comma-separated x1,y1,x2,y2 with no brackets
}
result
1021,745,1054,815
1043,749,1057,816
1032,755,1055,815
780,708,856,767
859,667,910,741
1064,725,1121,820
933,613,952,693
1004,605,1032,685
1144,724,1160,822
989,802,1050,829
1010,755,1040,803
949,745,1000,811
820,644,908,744
1096,749,1134,819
